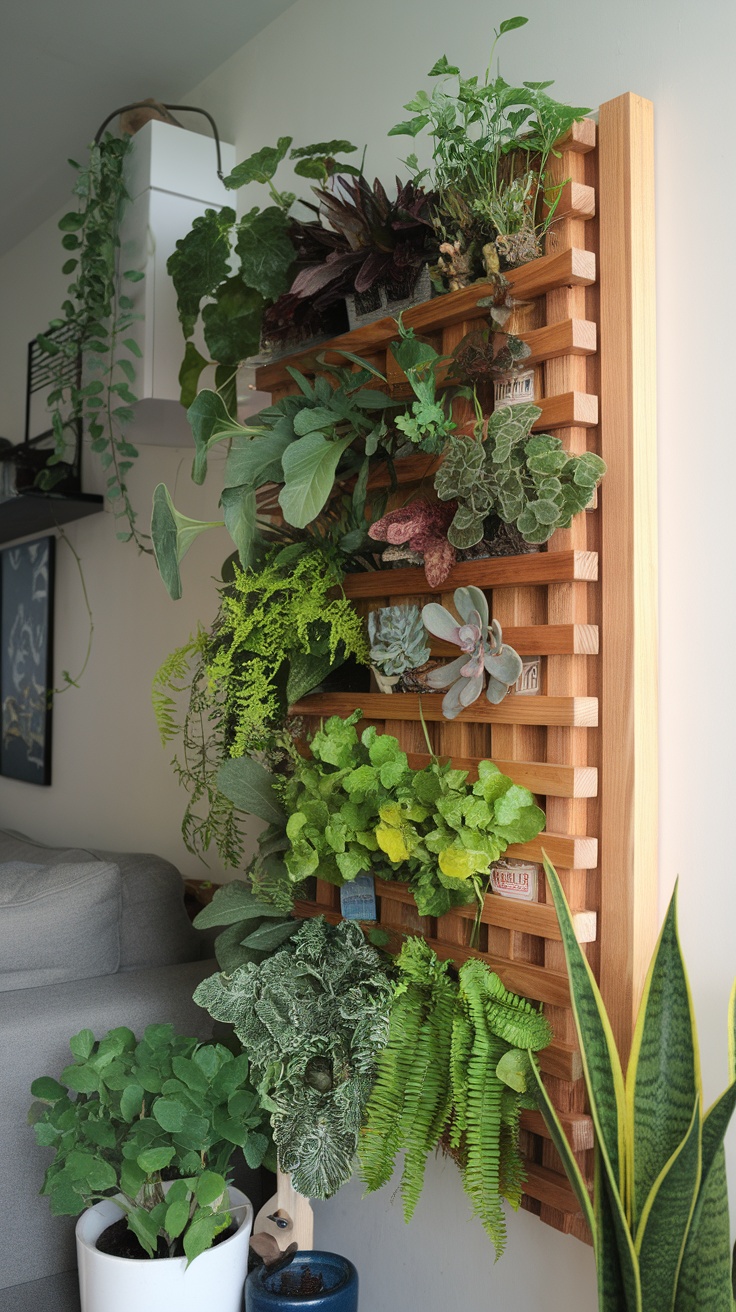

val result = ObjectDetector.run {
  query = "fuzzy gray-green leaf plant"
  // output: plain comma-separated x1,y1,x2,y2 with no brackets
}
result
368,604,431,677
193,917,393,1200
422,585,522,718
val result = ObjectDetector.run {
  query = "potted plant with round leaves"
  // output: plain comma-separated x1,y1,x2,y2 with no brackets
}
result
29,1024,273,1312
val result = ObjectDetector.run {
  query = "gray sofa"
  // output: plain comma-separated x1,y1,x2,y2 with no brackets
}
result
0,827,215,1306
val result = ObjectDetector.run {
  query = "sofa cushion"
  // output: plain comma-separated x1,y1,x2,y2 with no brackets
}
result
0,830,201,969
0,859,121,992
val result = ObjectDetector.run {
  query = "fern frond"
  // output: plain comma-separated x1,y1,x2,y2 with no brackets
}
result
399,968,455,1219
470,959,552,1051
151,630,203,744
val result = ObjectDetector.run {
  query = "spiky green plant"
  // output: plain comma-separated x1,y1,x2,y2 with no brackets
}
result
531,858,736,1312
193,917,393,1201
359,938,551,1255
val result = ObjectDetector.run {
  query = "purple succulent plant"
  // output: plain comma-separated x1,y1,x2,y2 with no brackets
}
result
421,585,523,719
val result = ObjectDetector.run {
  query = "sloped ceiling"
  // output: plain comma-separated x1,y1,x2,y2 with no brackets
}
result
0,0,296,255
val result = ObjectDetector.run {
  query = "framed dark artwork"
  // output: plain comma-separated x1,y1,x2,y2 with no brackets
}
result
0,535,55,784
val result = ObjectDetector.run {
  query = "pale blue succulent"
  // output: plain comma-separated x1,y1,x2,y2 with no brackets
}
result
421,585,523,719
368,604,431,676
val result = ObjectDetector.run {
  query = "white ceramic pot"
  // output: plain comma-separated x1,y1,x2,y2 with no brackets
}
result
75,1185,253,1312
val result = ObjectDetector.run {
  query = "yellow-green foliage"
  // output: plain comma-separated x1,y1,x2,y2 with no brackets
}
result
359,939,551,1256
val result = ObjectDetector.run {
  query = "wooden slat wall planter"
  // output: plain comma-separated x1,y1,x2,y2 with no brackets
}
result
255,93,657,1243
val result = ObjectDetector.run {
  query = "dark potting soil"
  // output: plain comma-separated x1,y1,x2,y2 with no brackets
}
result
274,1267,325,1297
96,1216,235,1260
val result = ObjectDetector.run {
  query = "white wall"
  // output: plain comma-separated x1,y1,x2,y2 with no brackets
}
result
2,0,735,1305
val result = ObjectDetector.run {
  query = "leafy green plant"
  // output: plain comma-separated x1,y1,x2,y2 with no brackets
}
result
152,550,367,865
193,917,393,1200
151,352,395,598
167,136,360,407
389,320,460,453
29,1024,273,1262
277,710,544,928
531,859,736,1311
422,585,522,717
39,134,148,549
434,401,606,547
359,936,551,1255
368,604,430,677
192,879,299,973
390,16,589,276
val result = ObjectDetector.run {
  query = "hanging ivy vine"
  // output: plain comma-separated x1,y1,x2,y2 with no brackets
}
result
38,133,150,551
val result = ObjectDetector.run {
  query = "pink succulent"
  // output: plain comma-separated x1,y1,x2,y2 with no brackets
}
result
368,499,457,589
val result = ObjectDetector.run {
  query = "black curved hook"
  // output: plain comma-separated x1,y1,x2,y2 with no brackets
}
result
93,103,224,181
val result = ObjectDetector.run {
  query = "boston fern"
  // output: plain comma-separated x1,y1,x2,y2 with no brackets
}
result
359,938,551,1254
39,134,149,550
194,917,393,1200
278,710,544,928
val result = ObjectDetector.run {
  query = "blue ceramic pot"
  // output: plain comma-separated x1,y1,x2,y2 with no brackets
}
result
246,1251,358,1311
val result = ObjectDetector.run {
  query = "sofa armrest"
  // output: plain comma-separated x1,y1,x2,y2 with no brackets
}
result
0,959,217,1291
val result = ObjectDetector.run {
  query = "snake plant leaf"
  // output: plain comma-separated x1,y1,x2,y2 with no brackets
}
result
635,1098,701,1312
674,1084,736,1311
220,485,257,569
625,888,699,1233
543,857,626,1195
278,432,354,528
595,1148,642,1312
187,389,252,484
151,484,224,600
286,648,343,705
216,757,286,826
528,1053,595,1231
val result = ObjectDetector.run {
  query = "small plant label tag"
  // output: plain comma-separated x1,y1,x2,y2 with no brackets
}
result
340,875,378,921
515,655,541,695
493,368,535,408
490,859,540,901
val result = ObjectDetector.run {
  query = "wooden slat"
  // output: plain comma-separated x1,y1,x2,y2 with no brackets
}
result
385,318,597,390
538,1040,583,1083
343,550,599,595
429,623,599,657
557,117,597,153
535,391,598,429
506,833,598,870
405,752,598,798
598,93,659,1058
376,879,597,942
522,1162,587,1216
552,180,596,222
520,1109,594,1152
255,249,597,389
290,691,599,728
431,942,571,1008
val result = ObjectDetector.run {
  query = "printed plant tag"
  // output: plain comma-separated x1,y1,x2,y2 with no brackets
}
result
490,859,540,902
340,875,377,921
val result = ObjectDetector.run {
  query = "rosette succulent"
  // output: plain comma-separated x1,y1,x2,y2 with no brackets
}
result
422,585,522,718
368,605,431,676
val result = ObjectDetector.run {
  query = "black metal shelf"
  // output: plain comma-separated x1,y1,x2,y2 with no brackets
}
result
0,491,104,545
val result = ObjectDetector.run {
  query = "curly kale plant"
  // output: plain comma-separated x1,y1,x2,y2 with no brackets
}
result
422,585,522,717
434,402,606,548
278,710,544,927
30,1025,272,1262
368,605,430,677
359,938,551,1254
194,918,393,1200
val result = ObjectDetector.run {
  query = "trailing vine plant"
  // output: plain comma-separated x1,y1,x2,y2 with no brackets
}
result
39,133,149,551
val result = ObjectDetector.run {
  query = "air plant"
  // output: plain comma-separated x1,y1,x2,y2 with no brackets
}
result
368,499,457,588
368,605,431,677
421,586,522,719
287,176,439,306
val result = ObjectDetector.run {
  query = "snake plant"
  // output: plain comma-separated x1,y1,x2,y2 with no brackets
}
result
532,858,736,1312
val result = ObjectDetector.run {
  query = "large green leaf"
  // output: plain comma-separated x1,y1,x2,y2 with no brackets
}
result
278,433,354,528
220,485,257,569
179,341,209,409
674,1083,736,1311
187,389,251,485
224,432,290,489
192,880,285,930
202,277,264,368
223,137,293,189
286,648,344,705
595,1149,641,1312
635,1100,701,1312
216,757,286,826
626,889,698,1232
150,484,223,600
543,858,627,1194
236,206,294,301
167,207,236,337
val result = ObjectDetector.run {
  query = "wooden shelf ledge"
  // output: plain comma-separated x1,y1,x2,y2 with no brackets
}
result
255,247,597,389
290,691,599,729
404,752,598,799
507,833,598,869
432,942,571,1008
521,1109,594,1153
343,550,599,596
428,623,599,657
522,1162,588,1216
379,879,596,943
385,317,597,391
